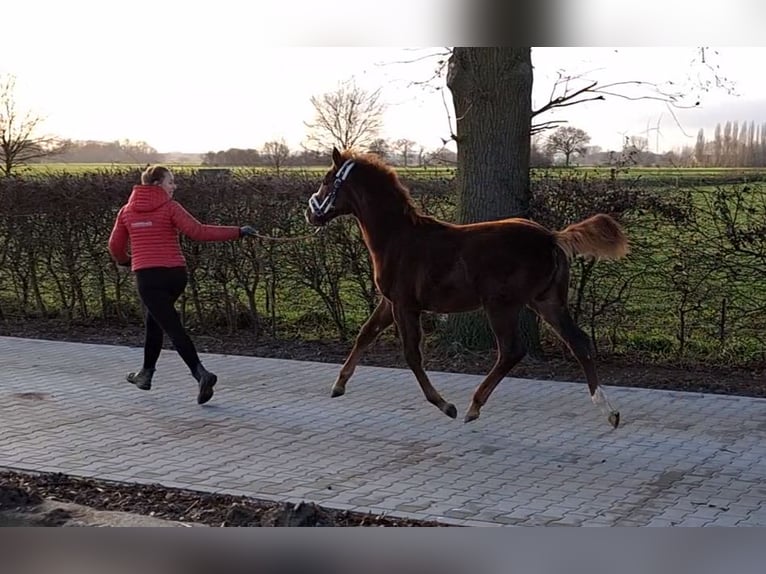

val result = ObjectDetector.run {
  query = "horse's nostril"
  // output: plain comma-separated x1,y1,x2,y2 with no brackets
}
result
305,210,321,226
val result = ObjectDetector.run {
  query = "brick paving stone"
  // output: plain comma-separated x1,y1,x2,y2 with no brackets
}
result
2,335,766,527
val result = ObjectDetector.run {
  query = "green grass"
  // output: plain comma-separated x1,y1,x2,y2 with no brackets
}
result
538,166,766,186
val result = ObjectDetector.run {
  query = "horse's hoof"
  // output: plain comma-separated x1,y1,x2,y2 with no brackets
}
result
443,403,457,419
608,411,620,428
330,385,345,398
464,410,479,423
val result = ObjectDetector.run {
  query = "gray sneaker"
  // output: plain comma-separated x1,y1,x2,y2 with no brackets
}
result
126,368,154,391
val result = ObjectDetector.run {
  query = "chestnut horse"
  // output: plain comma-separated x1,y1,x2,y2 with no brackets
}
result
306,148,629,428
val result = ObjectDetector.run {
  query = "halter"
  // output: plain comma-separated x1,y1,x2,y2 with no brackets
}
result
308,158,355,218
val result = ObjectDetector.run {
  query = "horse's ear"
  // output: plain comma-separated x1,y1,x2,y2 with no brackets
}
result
332,147,342,167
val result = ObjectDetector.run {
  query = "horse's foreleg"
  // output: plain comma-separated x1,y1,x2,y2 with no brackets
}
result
331,298,394,398
393,306,457,419
465,303,525,423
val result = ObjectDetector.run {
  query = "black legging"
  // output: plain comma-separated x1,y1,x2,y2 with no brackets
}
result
135,267,200,374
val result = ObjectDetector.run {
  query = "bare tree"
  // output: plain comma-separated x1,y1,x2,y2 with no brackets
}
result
262,139,290,175
367,138,391,159
427,145,457,166
544,126,591,166
621,135,650,165
116,139,161,165
0,74,68,176
694,128,706,166
393,138,417,166
530,48,736,137
303,78,385,152
530,134,554,167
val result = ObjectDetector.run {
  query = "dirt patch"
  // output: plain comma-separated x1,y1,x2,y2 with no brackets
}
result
0,483,43,510
0,470,448,527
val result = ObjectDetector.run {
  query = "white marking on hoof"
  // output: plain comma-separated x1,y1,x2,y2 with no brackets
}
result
591,386,618,420
591,387,607,406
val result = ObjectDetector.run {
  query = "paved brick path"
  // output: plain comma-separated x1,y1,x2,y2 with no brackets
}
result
1,335,764,526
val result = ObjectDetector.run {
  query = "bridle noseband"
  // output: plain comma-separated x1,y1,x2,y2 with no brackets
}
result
308,158,355,218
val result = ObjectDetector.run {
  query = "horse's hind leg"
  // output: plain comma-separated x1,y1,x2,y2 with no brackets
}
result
532,299,620,428
465,303,526,423
393,305,457,419
331,298,394,398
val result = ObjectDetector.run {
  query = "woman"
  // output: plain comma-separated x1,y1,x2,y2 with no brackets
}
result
108,165,256,405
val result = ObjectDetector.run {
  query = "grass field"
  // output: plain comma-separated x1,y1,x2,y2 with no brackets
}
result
23,162,766,184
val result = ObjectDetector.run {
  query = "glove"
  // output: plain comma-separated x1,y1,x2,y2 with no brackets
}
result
240,225,257,238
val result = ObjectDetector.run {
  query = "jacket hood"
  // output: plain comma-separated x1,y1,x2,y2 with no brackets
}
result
127,185,172,213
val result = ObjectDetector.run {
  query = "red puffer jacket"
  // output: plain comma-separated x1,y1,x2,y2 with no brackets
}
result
108,185,240,271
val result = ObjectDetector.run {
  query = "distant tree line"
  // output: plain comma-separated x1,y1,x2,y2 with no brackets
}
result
201,141,457,168
530,120,766,169
22,138,457,169
47,140,162,164
690,120,766,167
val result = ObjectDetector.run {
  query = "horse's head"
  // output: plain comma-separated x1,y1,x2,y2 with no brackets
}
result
305,147,357,226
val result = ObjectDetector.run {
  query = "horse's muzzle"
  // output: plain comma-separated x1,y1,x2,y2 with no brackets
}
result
305,208,325,227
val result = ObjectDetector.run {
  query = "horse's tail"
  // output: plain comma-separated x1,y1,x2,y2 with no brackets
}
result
555,213,629,261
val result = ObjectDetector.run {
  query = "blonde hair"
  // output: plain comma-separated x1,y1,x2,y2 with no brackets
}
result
141,165,172,186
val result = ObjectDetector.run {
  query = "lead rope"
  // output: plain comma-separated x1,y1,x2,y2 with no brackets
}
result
251,226,324,242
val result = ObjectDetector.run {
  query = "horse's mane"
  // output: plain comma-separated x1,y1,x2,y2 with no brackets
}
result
340,150,429,223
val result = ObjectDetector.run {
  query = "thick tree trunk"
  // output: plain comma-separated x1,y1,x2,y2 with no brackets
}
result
443,47,543,356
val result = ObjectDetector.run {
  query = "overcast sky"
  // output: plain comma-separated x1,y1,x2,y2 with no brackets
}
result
4,2,765,154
